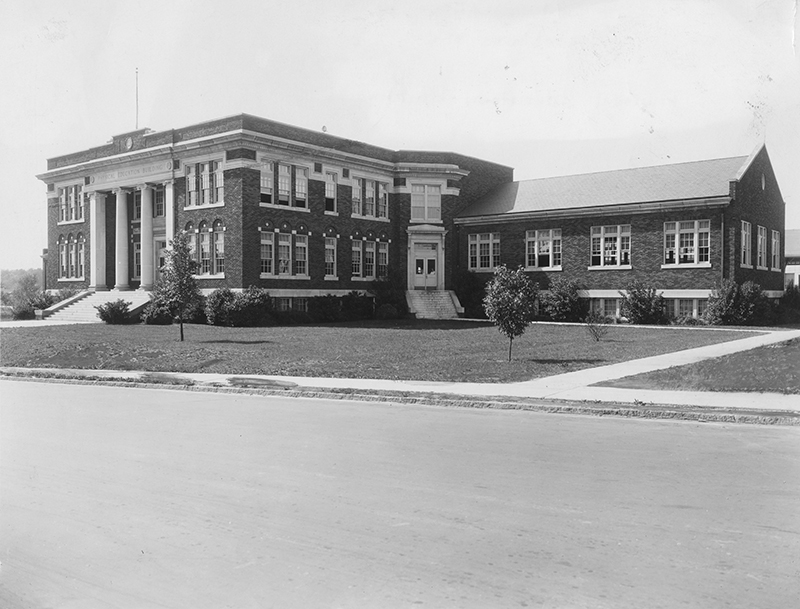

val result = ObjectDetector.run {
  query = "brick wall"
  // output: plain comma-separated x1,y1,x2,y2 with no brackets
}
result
455,207,727,293
727,147,785,291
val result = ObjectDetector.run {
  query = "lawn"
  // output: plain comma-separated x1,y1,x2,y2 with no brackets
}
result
0,320,761,383
597,337,800,394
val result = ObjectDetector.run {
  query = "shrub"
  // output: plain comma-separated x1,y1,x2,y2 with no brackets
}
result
308,295,343,323
619,280,667,324
228,286,274,327
95,299,131,324
585,311,610,341
53,287,82,303
376,303,399,320
704,279,772,326
205,288,237,326
453,268,488,319
141,300,174,325
369,271,409,317
540,277,587,322
341,291,375,321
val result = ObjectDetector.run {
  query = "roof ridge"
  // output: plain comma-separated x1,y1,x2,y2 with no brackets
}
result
516,154,750,184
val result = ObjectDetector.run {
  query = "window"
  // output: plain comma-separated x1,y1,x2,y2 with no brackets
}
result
213,220,225,275
351,240,387,279
278,233,292,275
294,298,308,313
263,230,310,278
276,297,291,312
57,234,85,279
351,241,362,277
295,167,308,208
278,164,291,205
411,184,441,222
325,237,337,278
741,221,752,267
59,185,83,223
191,220,224,276
293,234,308,276
352,178,363,215
604,298,619,319
133,242,142,278
154,186,165,217
377,242,388,278
377,183,388,218
133,190,142,221
590,225,631,268
772,230,781,271
663,220,710,266
364,181,375,216
325,172,337,213
260,232,274,275
526,229,562,269
757,225,768,269
260,162,273,205
468,233,501,271
187,161,223,206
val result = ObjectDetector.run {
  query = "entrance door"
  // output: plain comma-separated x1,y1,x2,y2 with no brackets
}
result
413,243,437,290
154,239,168,282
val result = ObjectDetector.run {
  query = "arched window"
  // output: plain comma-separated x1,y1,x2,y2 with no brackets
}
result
57,236,67,278
76,233,85,278
212,220,224,275
197,221,210,274
67,234,76,278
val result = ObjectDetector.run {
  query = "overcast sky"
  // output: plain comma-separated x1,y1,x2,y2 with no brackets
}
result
1,0,798,270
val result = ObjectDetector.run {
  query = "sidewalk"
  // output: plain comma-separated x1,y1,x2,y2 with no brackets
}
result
3,327,799,412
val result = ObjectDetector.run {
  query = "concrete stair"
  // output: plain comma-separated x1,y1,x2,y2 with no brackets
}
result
406,290,463,320
46,290,153,323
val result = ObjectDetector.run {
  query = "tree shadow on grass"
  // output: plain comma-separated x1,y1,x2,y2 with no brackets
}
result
524,358,606,365
197,339,273,345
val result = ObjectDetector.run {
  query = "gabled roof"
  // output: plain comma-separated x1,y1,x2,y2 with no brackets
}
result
458,154,750,218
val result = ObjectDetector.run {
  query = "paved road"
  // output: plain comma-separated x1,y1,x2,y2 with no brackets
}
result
2,380,799,608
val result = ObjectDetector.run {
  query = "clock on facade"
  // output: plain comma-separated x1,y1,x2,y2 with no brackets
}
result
125,137,133,150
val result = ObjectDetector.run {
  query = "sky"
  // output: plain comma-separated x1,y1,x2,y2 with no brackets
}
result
1,0,798,270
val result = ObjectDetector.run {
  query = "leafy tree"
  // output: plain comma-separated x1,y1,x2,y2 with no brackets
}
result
483,265,538,361
149,231,201,341
704,279,772,326
540,276,587,322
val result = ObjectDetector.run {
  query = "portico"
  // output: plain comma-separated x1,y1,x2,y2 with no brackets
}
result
407,224,447,291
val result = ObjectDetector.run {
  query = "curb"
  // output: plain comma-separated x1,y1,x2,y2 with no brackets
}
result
2,371,798,427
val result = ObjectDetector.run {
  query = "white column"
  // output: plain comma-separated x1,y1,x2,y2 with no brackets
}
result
114,188,130,290
139,184,154,290
89,192,107,290
164,179,175,247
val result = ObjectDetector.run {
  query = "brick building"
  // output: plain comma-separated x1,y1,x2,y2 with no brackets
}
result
37,114,786,319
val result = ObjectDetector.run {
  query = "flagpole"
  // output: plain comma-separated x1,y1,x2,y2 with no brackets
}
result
135,68,139,130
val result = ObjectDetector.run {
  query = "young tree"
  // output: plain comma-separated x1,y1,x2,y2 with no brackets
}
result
483,265,538,361
150,231,201,341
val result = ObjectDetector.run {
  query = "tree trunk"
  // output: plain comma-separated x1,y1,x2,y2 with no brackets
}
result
179,318,184,342
508,336,513,362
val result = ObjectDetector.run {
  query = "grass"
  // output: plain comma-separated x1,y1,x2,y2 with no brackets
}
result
597,337,800,394
0,319,761,383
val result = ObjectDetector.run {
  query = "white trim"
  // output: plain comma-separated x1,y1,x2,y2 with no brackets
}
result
525,266,563,272
192,274,225,280
579,288,713,298
588,265,632,271
660,262,712,270
259,202,311,213
57,219,85,226
259,274,311,281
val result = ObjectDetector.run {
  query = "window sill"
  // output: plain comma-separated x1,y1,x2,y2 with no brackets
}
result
351,276,377,282
740,263,753,269
324,210,338,216
525,265,562,272
324,276,339,281
660,262,712,269
57,277,85,282
58,218,85,226
469,267,497,273
756,266,769,271
184,202,225,211
260,274,310,280
352,214,390,222
771,267,782,272
587,265,632,271
260,203,310,213
193,274,225,280
409,219,441,224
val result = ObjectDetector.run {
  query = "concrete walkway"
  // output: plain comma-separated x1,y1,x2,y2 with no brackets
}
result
2,324,798,412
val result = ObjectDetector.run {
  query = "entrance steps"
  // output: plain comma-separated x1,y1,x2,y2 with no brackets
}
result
406,290,463,320
44,290,153,323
